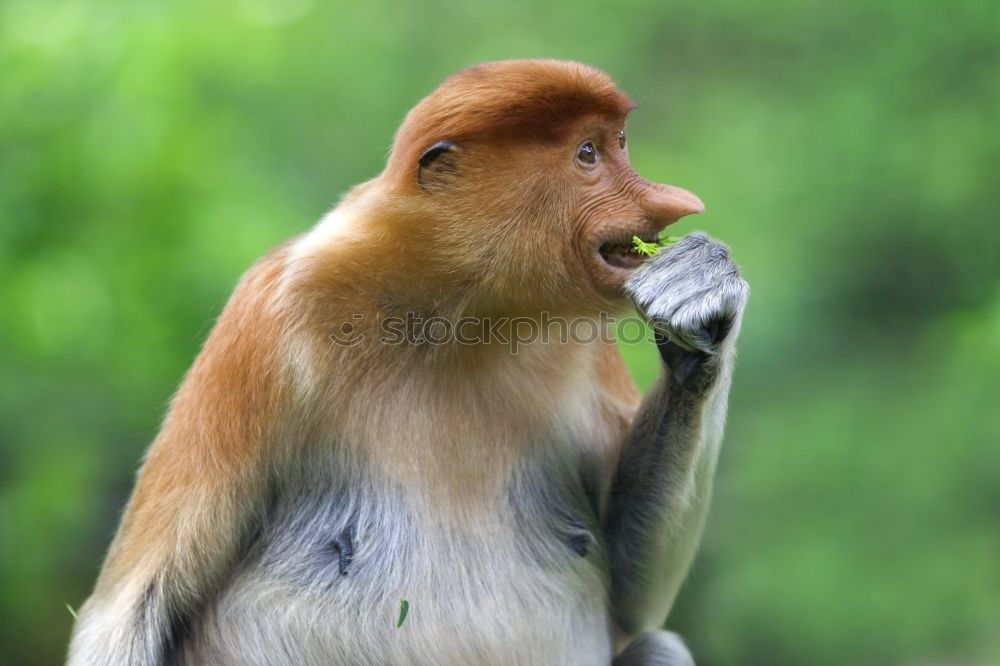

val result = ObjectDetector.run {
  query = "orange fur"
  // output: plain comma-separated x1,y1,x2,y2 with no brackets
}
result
90,56,698,581
93,246,293,593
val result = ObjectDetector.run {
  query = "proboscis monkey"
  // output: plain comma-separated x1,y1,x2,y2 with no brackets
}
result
69,59,748,666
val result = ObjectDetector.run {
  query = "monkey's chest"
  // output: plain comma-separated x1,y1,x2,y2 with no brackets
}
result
183,479,612,666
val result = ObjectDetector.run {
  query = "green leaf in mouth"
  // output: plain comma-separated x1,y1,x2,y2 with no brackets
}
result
631,233,682,257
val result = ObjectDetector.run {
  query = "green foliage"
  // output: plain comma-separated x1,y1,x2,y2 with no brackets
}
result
1,1,998,664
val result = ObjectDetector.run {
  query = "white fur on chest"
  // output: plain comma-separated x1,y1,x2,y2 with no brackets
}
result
184,474,613,666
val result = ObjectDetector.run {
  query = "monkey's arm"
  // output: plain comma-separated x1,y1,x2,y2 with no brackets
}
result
604,233,748,639
68,260,290,665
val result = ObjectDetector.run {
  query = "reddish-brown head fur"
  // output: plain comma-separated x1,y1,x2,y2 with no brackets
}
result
384,60,633,185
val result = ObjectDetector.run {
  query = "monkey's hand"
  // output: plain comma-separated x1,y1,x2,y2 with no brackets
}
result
606,232,746,653
624,231,748,392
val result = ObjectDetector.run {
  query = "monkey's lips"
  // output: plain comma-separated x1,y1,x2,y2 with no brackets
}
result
597,234,658,271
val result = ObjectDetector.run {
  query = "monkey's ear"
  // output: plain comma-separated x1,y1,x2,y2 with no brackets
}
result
419,140,455,167
417,140,458,192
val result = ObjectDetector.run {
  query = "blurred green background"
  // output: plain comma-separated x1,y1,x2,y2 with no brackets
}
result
2,0,998,664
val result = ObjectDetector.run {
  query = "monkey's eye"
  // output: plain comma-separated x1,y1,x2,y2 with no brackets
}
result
576,141,598,165
618,130,626,149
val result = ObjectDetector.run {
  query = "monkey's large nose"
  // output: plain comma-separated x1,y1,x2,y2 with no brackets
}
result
640,181,705,226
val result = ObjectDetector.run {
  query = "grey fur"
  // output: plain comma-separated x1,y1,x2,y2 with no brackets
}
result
609,232,747,644
626,232,747,357
613,631,695,666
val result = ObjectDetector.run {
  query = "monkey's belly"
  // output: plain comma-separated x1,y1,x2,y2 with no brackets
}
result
181,487,613,665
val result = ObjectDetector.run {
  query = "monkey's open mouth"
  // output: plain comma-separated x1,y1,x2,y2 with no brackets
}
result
598,234,658,270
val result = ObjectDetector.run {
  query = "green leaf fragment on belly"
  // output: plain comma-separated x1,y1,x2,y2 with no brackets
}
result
396,598,409,628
